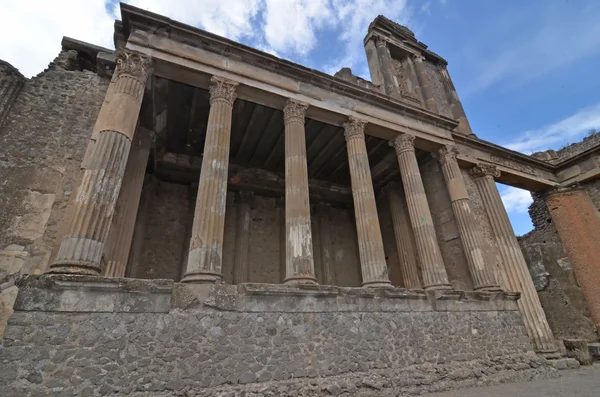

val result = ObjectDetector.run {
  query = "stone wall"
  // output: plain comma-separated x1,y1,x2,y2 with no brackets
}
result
0,51,109,336
423,61,453,119
0,60,25,128
0,275,553,396
519,184,598,341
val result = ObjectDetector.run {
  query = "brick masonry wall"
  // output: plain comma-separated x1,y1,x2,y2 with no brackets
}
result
0,277,552,396
0,51,109,336
519,184,599,341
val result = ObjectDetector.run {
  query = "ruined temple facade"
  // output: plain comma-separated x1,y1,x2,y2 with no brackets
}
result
0,5,598,396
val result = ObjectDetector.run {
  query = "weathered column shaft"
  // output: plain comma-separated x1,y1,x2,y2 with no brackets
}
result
103,127,153,278
50,51,151,275
412,55,438,113
345,118,391,287
471,164,556,354
182,76,238,283
391,135,450,290
316,203,335,285
387,183,422,289
437,146,500,291
546,189,600,331
375,38,400,97
232,191,253,284
283,100,317,284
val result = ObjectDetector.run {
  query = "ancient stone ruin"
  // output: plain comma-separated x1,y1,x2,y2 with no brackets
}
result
0,4,598,396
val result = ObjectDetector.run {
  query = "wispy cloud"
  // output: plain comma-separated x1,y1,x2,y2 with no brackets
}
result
464,2,600,95
499,185,532,214
505,102,600,153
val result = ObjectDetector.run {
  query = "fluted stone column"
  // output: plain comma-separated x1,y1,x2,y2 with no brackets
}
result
386,182,422,289
233,190,253,284
412,54,438,113
391,134,451,290
50,51,151,275
182,76,238,283
436,146,500,291
470,164,557,354
375,38,400,97
316,202,335,285
103,126,153,278
283,100,317,284
345,118,391,287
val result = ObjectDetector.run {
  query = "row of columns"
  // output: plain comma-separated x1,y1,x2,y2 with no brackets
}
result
49,50,557,354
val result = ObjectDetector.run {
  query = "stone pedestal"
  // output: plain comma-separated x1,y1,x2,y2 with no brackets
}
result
50,51,151,275
182,76,238,283
546,188,600,332
283,100,317,284
344,118,391,288
391,135,450,290
470,164,557,354
412,55,438,113
316,202,335,286
103,127,153,278
233,191,253,285
436,146,500,291
386,182,421,289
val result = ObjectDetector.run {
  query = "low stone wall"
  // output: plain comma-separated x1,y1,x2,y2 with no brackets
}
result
0,275,553,396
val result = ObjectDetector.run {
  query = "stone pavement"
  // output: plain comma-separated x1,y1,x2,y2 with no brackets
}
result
424,364,600,397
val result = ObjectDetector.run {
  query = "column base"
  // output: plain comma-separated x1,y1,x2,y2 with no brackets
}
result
284,276,318,285
537,350,561,359
181,271,223,284
474,284,503,293
362,280,394,288
49,261,101,276
423,283,453,291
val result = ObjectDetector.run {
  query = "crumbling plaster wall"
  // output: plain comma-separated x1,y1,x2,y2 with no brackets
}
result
0,50,109,336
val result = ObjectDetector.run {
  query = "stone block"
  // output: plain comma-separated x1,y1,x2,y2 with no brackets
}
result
563,339,593,365
588,343,600,361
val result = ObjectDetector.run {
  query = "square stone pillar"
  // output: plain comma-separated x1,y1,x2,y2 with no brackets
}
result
316,202,335,286
50,51,151,275
182,76,238,283
344,118,391,288
412,54,438,113
374,38,400,97
470,164,557,355
283,100,317,284
390,134,451,290
435,146,500,291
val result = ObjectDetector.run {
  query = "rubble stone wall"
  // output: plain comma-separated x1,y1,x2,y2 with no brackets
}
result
0,51,109,336
0,275,553,397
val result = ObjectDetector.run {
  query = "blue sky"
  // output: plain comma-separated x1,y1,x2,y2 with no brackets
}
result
2,0,600,235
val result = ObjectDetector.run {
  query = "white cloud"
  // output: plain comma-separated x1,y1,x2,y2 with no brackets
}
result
499,185,532,214
464,2,600,95
0,0,116,77
505,102,600,153
0,0,412,79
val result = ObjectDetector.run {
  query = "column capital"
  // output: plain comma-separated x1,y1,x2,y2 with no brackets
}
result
343,117,367,141
374,36,388,48
390,134,415,154
209,76,238,106
115,50,152,82
412,53,425,63
470,164,500,179
434,145,459,166
283,99,309,124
